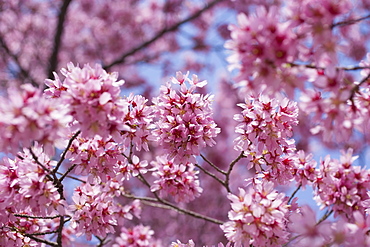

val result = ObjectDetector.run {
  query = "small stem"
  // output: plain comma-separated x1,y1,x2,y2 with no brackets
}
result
200,154,227,175
123,193,224,225
195,163,226,188
135,174,224,225
316,209,333,225
332,13,370,28
56,171,86,183
22,233,58,246
288,183,302,204
53,131,80,175
14,214,62,219
224,152,245,192
28,148,54,182
58,163,77,182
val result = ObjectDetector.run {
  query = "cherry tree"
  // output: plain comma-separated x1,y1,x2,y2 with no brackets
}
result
0,0,370,246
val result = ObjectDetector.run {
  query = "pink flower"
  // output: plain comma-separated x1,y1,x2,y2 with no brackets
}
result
150,155,202,203
113,225,161,247
45,63,127,140
313,149,370,221
221,180,289,247
152,71,220,164
233,94,299,184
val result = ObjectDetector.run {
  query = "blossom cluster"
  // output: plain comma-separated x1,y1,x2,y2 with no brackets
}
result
0,84,71,155
152,71,220,164
233,94,299,184
221,180,290,247
150,155,202,203
225,6,302,96
45,62,126,140
69,182,141,241
313,149,370,221
113,225,161,247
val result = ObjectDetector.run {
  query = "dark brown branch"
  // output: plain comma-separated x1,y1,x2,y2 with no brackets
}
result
136,174,224,225
53,131,80,175
103,0,226,70
224,152,245,192
47,0,73,80
14,214,62,219
195,163,226,187
332,13,370,28
200,153,227,175
23,233,58,247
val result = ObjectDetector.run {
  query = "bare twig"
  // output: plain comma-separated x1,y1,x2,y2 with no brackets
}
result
288,183,302,204
53,131,80,174
316,209,333,225
47,0,73,80
287,62,370,71
103,0,226,70
224,152,245,192
332,13,370,28
200,153,227,175
14,214,62,219
195,163,226,187
58,163,77,182
135,174,224,225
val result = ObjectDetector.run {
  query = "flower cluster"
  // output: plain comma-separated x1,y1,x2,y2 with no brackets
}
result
120,94,156,152
69,182,140,241
233,94,299,184
313,149,370,221
221,180,290,247
225,6,301,96
150,155,202,203
45,63,126,140
113,225,161,247
152,71,220,163
0,84,71,155
0,144,64,218
66,135,128,183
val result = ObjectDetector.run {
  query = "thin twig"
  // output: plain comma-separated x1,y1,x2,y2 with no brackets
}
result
195,163,226,187
53,131,80,174
288,183,302,204
14,214,61,219
58,163,78,182
22,233,58,247
224,152,245,192
28,148,55,182
135,174,224,225
316,209,333,225
57,171,86,183
332,13,370,28
103,0,226,70
200,153,227,175
288,62,370,71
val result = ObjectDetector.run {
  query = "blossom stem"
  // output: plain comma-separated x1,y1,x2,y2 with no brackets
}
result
288,183,302,204
200,153,227,175
224,152,245,192
195,163,227,188
123,193,224,225
332,13,370,28
53,131,80,175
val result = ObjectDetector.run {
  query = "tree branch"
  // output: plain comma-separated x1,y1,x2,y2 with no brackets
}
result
224,152,245,192
332,13,370,28
103,0,226,70
47,0,73,80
